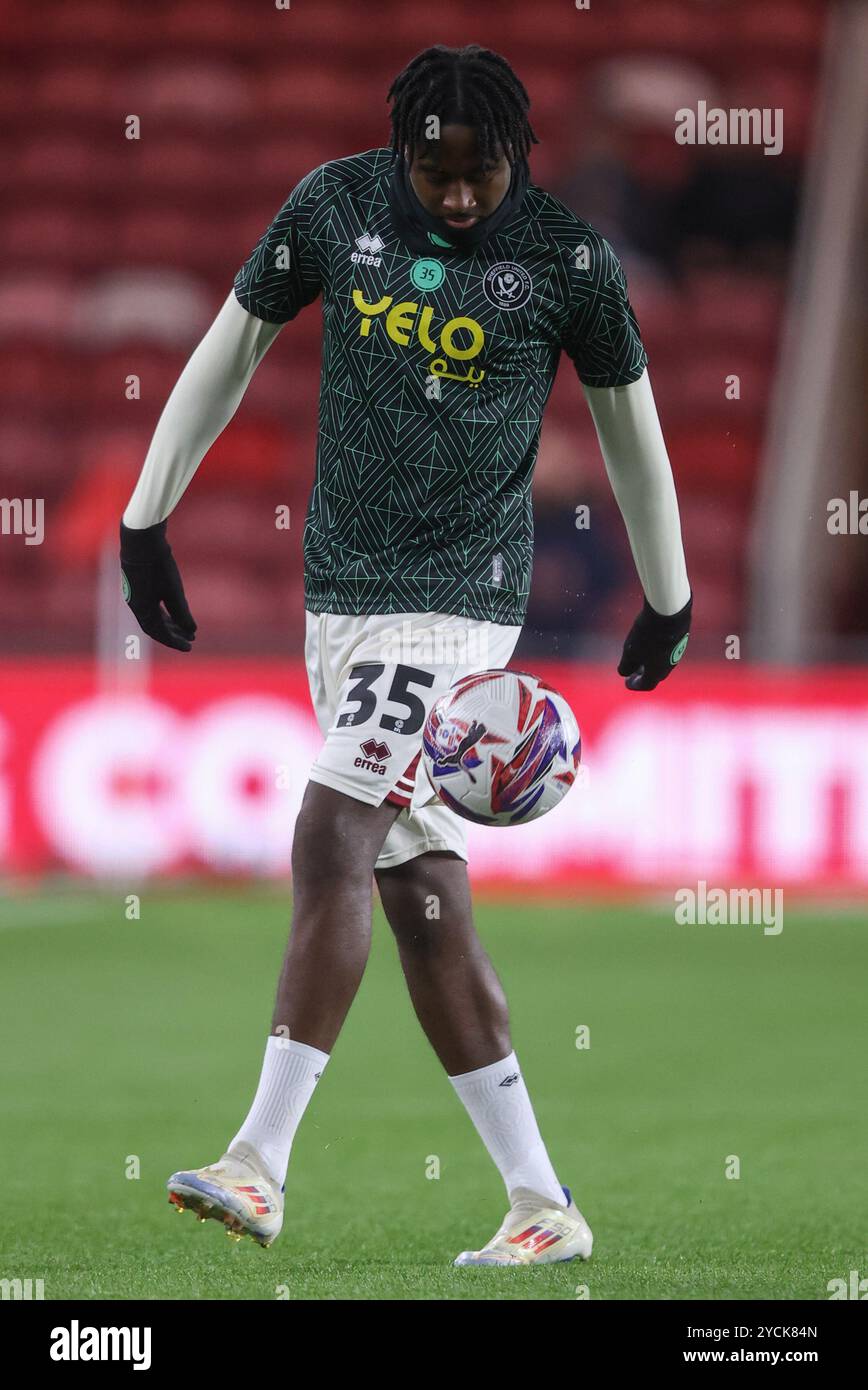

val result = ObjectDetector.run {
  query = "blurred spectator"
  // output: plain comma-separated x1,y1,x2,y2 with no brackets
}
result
557,55,801,278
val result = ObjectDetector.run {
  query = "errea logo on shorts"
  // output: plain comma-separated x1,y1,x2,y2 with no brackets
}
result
355,737,391,775
351,232,385,267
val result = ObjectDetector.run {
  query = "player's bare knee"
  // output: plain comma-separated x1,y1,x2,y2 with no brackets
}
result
377,857,435,913
376,856,471,954
292,781,397,887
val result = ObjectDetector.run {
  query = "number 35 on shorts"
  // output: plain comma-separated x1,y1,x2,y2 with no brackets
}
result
335,663,436,736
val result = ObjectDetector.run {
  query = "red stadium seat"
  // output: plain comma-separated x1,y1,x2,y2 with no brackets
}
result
499,4,595,52
606,0,700,51
162,1,260,52
240,350,322,428
0,419,72,496
0,206,118,274
245,139,343,199
70,272,214,348
190,418,293,490
13,135,122,192
170,494,293,565
126,61,255,125
30,65,114,117
175,566,300,642
387,2,484,48
41,571,105,640
0,578,61,646
36,0,131,49
689,574,745,636
53,451,145,567
734,0,828,55
680,493,751,571
0,275,78,339
721,65,819,160
0,344,86,416
0,72,28,129
117,208,205,268
87,346,187,419
666,422,761,498
284,2,398,45
258,68,367,126
684,270,784,353
675,350,775,424
129,136,237,194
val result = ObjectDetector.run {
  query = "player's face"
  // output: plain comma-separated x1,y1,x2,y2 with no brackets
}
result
407,123,511,230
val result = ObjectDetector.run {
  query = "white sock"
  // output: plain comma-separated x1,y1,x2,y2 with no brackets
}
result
229,1036,329,1187
449,1051,566,1209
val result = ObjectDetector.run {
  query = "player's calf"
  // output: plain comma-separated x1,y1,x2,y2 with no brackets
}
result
167,782,400,1250
376,851,511,1074
273,781,400,1052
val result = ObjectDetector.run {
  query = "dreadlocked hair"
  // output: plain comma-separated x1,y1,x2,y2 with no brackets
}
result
387,44,538,166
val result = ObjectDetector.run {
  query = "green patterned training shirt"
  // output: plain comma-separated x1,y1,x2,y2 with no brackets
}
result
233,147,647,625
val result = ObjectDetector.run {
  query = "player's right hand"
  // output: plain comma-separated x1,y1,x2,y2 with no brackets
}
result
119,519,197,651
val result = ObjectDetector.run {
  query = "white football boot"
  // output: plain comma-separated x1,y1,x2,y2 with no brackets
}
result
454,1185,593,1267
167,1142,283,1248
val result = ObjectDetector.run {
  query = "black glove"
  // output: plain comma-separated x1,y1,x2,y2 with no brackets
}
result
120,519,197,651
618,593,692,691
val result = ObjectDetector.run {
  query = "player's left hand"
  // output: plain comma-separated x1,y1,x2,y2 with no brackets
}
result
618,594,692,691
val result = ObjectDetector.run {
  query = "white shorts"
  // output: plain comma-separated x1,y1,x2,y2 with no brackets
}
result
304,610,522,870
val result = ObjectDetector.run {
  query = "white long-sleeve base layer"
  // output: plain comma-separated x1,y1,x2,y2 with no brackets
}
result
122,291,283,529
582,372,690,616
122,292,690,615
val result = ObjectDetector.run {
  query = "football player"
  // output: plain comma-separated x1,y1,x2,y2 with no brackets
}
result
122,45,691,1265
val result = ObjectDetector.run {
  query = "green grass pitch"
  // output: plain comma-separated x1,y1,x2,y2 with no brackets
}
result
1,888,864,1301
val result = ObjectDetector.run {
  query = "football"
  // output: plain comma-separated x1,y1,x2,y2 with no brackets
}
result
421,669,581,826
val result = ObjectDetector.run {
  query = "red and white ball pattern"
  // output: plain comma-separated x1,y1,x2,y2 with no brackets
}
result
422,669,581,826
